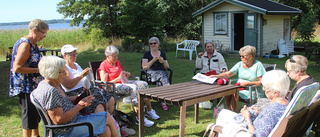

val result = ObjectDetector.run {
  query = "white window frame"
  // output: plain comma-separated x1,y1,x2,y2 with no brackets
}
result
214,12,228,35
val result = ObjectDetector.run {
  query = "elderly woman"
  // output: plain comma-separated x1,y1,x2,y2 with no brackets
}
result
195,41,228,74
142,37,170,110
210,45,266,111
31,56,119,137
99,45,159,127
285,55,316,101
213,70,290,137
60,44,115,114
9,19,48,137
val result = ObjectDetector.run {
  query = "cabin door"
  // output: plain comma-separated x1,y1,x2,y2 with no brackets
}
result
244,13,258,47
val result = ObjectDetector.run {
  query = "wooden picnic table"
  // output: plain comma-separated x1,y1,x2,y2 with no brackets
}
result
39,48,50,56
50,49,61,56
136,81,240,137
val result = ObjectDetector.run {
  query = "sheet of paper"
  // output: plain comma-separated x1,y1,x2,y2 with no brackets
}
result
192,73,217,84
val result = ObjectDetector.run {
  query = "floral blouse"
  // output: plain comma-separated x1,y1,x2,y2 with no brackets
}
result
253,103,287,137
9,37,43,97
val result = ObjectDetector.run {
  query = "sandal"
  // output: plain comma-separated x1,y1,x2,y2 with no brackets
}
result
161,103,168,111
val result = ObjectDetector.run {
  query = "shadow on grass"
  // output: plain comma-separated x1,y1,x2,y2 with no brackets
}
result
0,61,21,117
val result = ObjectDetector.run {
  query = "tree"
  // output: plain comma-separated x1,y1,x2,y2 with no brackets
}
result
57,0,122,37
276,0,320,41
118,0,166,41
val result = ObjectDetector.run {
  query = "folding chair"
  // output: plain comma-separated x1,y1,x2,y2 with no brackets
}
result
30,95,94,137
208,82,319,137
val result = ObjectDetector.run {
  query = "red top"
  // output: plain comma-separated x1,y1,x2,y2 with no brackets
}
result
98,59,123,83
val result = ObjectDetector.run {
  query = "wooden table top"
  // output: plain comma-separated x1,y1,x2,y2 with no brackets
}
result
137,81,239,105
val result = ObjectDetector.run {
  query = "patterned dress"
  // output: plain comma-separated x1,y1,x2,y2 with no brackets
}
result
9,37,43,97
253,103,287,136
230,60,266,99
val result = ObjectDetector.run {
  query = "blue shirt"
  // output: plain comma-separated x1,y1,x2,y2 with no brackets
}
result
9,37,43,97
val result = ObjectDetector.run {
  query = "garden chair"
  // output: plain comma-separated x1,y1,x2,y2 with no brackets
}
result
278,38,288,57
176,40,200,60
140,59,173,86
89,61,138,109
30,94,94,137
207,82,319,137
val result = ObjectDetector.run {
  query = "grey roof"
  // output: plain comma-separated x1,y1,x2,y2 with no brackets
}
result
192,0,302,17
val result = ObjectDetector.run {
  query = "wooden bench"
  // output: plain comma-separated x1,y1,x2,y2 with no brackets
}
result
176,40,200,60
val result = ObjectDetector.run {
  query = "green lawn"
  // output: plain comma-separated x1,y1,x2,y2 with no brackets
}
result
1,51,318,136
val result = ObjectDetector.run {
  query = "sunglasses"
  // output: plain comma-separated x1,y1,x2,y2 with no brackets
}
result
240,55,248,58
150,42,157,45
290,55,296,63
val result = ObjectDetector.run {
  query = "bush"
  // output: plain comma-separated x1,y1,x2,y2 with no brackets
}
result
121,37,144,52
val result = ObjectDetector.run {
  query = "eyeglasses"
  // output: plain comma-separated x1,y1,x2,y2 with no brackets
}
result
67,53,78,57
290,55,296,63
150,42,157,45
240,55,248,58
59,70,66,75
37,29,47,36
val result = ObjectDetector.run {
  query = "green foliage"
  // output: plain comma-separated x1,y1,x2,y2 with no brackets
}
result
296,11,317,42
276,0,320,41
119,0,166,41
87,27,107,47
121,37,144,52
57,0,122,37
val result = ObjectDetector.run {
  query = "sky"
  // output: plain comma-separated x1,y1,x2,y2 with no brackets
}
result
0,0,68,23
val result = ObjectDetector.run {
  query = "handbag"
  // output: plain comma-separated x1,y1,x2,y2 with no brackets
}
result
73,88,91,115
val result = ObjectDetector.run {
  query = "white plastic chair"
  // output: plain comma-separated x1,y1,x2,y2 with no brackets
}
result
278,38,289,57
176,40,200,60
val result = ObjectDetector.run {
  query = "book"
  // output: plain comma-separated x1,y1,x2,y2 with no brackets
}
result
192,73,217,84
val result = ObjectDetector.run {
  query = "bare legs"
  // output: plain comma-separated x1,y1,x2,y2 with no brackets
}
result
225,94,236,112
22,129,39,137
134,99,153,119
99,113,120,137
95,104,120,137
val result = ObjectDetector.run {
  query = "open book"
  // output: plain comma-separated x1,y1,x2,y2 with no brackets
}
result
192,73,217,84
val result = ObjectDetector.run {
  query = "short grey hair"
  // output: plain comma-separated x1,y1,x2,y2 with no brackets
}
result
239,45,256,58
28,19,49,31
149,37,160,44
204,41,215,48
262,70,290,97
285,55,308,73
38,56,65,79
105,45,119,56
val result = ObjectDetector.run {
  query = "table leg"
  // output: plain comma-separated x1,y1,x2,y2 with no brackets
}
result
138,94,145,137
235,89,239,112
195,103,199,124
179,102,186,137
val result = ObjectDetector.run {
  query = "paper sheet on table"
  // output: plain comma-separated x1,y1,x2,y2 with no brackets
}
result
192,73,217,84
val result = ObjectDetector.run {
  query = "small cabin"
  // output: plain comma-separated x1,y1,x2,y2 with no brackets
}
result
192,0,302,56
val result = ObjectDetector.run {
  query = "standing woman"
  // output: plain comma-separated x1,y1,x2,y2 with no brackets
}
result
142,37,170,110
9,19,49,137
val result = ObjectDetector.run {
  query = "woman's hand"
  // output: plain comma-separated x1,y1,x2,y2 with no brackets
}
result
198,52,204,58
241,106,251,119
78,95,95,108
157,57,164,63
80,68,91,78
240,81,250,86
209,75,217,78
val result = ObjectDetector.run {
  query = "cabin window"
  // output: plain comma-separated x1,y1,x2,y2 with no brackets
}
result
214,13,228,35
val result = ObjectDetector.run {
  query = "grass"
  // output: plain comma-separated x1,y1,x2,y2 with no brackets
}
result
1,50,319,136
